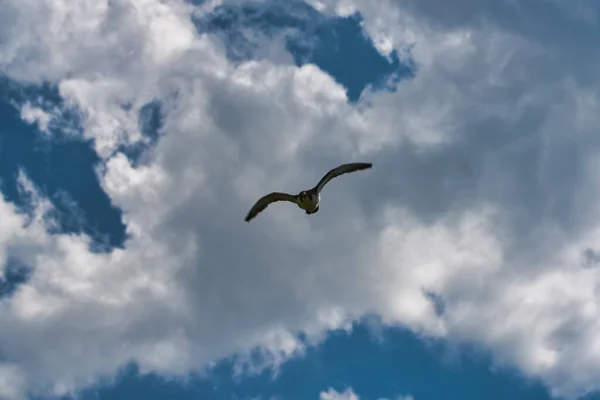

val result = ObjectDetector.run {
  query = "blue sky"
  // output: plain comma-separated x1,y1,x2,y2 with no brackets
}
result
2,1,600,400
67,320,557,400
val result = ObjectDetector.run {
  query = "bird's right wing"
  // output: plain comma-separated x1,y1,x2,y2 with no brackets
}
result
245,192,298,222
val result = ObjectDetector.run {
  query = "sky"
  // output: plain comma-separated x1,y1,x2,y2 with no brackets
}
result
2,0,600,399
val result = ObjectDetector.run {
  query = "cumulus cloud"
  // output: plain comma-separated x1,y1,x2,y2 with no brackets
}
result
2,0,600,399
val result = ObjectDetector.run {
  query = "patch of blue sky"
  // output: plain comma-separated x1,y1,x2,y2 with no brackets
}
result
0,257,31,298
193,0,415,102
117,99,165,168
0,78,127,251
58,318,592,400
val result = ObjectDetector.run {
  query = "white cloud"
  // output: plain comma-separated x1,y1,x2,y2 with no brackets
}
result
320,388,359,400
2,0,600,399
19,102,54,134
319,388,415,400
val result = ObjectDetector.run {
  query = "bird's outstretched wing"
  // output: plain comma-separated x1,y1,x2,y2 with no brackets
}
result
313,162,372,193
245,192,298,222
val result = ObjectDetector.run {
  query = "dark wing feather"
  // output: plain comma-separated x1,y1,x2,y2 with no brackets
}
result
245,192,298,222
313,162,372,193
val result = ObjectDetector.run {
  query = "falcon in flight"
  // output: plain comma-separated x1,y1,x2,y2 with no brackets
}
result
244,162,373,222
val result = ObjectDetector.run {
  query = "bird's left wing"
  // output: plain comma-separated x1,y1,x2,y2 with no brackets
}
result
313,162,372,193
245,192,298,222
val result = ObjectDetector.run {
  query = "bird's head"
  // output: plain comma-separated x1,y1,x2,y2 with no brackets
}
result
299,190,308,199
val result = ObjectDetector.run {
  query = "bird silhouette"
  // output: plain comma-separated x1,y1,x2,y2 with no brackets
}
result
245,162,372,222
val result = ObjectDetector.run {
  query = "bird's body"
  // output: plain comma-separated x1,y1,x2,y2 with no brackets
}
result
297,190,320,214
244,162,372,222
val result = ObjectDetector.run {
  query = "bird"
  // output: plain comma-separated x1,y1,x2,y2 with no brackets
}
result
244,162,373,222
